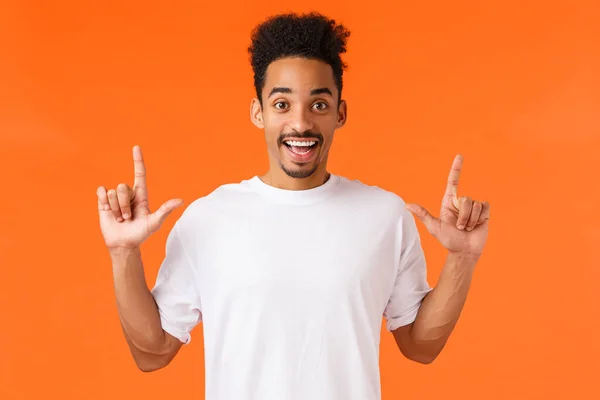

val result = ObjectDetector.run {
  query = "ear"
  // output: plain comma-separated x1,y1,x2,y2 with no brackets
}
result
250,98,264,129
336,99,347,129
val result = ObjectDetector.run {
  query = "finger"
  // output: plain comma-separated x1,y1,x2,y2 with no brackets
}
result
97,186,110,211
405,203,441,237
132,145,148,198
147,199,184,233
478,201,490,224
445,154,463,207
465,201,482,231
117,183,133,220
107,189,124,222
456,196,472,230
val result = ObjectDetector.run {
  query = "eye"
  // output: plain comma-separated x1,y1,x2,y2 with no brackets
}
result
312,102,328,111
274,101,289,110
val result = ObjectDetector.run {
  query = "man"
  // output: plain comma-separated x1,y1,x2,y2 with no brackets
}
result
97,12,490,400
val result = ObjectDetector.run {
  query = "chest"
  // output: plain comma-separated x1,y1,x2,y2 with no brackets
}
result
191,205,399,313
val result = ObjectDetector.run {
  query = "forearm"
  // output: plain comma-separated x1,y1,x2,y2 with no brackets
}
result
110,247,168,355
411,252,478,347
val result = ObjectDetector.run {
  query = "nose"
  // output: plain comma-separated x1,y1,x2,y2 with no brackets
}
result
286,107,314,134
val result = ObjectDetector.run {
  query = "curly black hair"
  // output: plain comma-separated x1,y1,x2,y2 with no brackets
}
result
248,12,351,105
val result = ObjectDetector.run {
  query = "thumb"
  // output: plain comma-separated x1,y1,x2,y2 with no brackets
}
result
405,203,440,237
148,198,185,232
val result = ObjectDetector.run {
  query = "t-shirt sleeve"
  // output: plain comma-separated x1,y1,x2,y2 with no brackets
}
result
150,221,202,345
383,207,433,332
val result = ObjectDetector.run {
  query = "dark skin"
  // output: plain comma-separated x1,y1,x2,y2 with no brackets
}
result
250,57,347,191
100,57,489,372
400,155,490,363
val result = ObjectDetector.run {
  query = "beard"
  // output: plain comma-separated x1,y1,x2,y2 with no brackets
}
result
277,130,324,179
280,161,319,179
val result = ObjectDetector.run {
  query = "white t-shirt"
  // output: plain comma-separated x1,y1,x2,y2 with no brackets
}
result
151,174,432,400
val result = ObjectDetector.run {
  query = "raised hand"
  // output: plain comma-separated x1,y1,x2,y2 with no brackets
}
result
406,155,490,258
97,145,184,250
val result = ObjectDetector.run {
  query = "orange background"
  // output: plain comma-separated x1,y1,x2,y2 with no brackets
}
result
1,1,599,399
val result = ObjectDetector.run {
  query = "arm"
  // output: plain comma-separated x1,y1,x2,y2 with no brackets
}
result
394,154,490,364
392,252,477,364
97,146,192,372
111,247,183,372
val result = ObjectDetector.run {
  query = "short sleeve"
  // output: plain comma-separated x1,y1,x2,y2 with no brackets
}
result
150,221,202,344
383,208,433,332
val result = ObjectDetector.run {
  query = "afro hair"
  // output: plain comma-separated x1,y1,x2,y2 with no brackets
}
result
248,12,351,105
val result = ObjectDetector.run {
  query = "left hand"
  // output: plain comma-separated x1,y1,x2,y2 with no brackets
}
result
406,154,490,259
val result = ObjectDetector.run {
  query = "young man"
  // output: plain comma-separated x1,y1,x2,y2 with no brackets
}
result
97,12,490,400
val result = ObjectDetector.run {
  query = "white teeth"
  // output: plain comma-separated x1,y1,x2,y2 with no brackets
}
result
285,140,316,147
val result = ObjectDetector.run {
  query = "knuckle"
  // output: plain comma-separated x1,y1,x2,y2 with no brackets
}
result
117,183,130,192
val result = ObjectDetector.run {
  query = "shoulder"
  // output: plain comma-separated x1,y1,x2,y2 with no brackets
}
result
336,175,408,214
337,177,423,250
172,177,255,230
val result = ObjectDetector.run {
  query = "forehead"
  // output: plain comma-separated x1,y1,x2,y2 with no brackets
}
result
263,57,337,95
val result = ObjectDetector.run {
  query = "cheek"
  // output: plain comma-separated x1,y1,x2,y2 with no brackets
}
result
263,117,283,140
315,137,332,160
264,127,283,155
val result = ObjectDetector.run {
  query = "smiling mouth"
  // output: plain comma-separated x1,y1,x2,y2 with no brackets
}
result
283,139,318,154
282,138,319,163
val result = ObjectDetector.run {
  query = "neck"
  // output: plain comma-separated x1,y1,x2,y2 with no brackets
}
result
259,166,331,191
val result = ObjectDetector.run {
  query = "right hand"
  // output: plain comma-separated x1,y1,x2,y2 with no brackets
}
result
97,145,184,250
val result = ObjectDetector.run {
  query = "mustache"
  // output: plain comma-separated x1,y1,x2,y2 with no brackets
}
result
278,132,323,146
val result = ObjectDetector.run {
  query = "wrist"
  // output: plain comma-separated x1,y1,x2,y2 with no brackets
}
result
447,251,480,268
109,246,141,263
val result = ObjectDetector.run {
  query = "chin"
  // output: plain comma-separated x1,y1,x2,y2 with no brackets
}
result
281,162,319,179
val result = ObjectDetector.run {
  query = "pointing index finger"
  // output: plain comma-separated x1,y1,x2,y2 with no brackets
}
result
133,145,147,191
445,154,463,199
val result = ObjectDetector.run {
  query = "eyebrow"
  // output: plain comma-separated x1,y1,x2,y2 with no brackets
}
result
267,87,333,98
